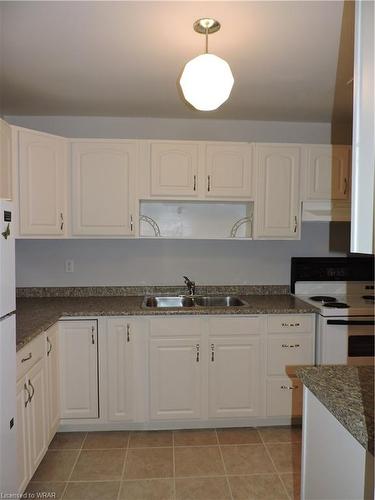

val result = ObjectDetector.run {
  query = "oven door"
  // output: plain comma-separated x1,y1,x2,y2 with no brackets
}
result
325,318,374,365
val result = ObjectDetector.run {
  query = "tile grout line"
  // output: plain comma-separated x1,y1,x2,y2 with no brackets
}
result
258,430,291,500
60,432,88,499
215,429,233,500
117,434,130,500
172,431,176,500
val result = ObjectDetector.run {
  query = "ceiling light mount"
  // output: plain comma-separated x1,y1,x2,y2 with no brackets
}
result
193,18,221,35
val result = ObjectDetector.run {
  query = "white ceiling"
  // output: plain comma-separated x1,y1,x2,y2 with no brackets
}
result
1,1,351,122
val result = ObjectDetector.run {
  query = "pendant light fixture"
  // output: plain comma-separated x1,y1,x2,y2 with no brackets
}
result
180,18,234,111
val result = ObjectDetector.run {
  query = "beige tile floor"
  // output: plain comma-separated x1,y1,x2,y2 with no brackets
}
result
27,426,301,500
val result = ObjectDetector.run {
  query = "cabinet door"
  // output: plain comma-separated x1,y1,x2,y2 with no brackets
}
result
0,119,12,200
150,142,199,197
19,130,66,235
255,144,301,239
304,145,351,200
149,337,202,420
266,377,303,417
59,321,98,419
205,143,253,199
72,142,136,235
26,358,48,474
46,324,60,438
208,337,260,418
16,379,30,494
107,319,133,422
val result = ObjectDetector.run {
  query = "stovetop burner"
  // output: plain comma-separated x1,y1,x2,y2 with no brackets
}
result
362,295,375,301
310,296,337,303
323,302,349,308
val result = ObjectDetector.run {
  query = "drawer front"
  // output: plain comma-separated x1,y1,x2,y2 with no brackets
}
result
17,333,45,381
267,377,303,417
150,317,202,337
208,316,265,336
267,314,314,334
267,334,314,376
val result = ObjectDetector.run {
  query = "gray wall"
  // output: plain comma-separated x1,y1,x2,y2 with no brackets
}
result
5,115,331,143
16,223,350,287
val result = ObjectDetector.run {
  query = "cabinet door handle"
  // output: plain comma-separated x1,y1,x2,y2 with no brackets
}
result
47,337,52,356
293,215,298,233
28,380,35,401
211,343,215,362
130,215,134,232
91,326,95,345
344,177,348,195
24,383,30,407
193,175,197,191
1,223,10,240
60,213,64,231
127,324,130,342
207,175,211,192
21,353,32,363
196,344,200,362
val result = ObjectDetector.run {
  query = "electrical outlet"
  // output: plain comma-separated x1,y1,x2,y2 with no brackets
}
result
65,259,74,273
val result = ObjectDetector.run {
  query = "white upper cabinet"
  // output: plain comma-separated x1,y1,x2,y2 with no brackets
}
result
0,119,12,200
150,142,199,197
303,145,351,201
72,141,137,236
19,130,67,236
205,143,253,199
254,144,301,239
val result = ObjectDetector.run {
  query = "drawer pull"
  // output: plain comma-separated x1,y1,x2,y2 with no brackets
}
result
281,323,300,327
281,344,300,348
281,385,298,390
21,353,32,363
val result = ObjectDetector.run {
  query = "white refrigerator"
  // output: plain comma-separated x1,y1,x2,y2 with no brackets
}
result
0,200,17,494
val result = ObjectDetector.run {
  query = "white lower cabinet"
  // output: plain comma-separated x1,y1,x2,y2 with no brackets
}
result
208,336,261,418
107,318,134,422
149,336,202,420
266,315,315,418
267,377,303,417
16,350,48,494
46,324,60,438
16,378,31,493
59,320,99,419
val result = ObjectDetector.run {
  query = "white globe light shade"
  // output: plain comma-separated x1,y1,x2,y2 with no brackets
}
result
180,53,234,111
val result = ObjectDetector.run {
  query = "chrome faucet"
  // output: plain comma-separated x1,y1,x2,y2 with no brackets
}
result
183,276,196,295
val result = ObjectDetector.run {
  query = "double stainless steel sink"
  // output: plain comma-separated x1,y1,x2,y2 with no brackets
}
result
142,295,248,309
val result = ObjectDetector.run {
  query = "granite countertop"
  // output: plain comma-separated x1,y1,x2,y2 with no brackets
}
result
15,294,317,351
297,365,374,455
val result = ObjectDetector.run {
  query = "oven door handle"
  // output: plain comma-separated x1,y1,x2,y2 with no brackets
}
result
327,320,375,326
